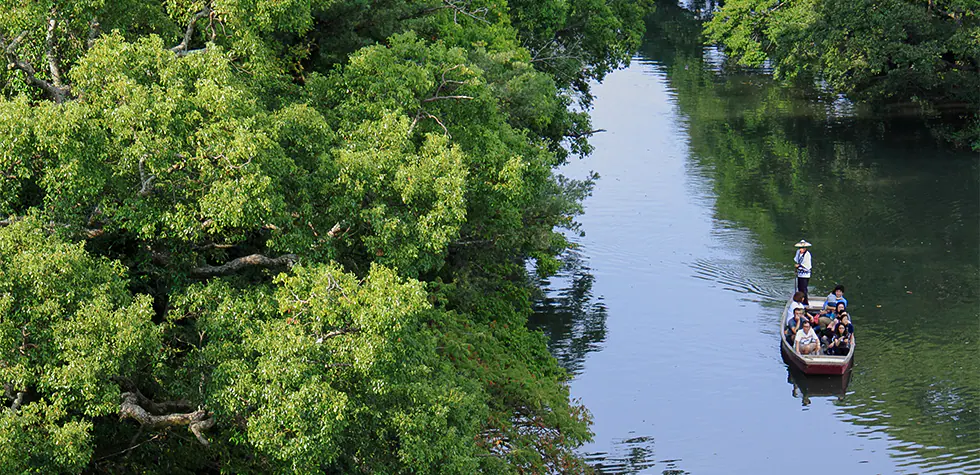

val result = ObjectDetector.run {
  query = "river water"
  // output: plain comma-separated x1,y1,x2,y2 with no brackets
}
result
530,4,979,474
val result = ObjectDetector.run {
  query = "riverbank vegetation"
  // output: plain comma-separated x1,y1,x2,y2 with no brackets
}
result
704,0,980,149
0,0,648,472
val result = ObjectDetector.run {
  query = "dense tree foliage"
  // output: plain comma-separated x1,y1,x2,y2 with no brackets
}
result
0,0,647,472
704,0,980,148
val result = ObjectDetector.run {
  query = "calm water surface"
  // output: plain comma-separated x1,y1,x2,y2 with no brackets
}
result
530,5,979,474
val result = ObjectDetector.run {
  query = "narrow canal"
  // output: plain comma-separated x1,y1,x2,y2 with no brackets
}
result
530,4,980,474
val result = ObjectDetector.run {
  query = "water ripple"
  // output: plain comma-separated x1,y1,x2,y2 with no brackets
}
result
583,434,666,474
689,257,785,302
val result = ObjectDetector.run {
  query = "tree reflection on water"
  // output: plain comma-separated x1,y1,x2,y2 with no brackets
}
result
584,435,664,475
529,245,608,378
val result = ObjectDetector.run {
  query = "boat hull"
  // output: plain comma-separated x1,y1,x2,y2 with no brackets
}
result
780,344,852,375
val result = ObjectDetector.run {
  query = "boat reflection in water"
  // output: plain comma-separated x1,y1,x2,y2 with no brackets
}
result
785,364,851,407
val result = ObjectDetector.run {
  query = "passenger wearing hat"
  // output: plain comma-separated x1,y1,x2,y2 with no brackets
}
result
822,284,848,310
793,240,812,304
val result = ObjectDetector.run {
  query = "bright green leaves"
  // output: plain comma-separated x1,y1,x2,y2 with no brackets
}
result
275,264,412,337
70,34,290,244
0,98,40,216
703,0,781,68
508,0,650,102
171,263,485,472
334,115,468,276
0,218,158,472
315,32,582,261
213,0,318,35
0,400,94,473
5,33,322,252
316,31,483,126
0,218,159,415
0,0,646,471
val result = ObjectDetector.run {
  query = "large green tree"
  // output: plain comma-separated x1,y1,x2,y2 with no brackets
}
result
0,0,646,472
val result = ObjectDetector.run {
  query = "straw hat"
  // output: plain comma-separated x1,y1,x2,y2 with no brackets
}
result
794,240,812,248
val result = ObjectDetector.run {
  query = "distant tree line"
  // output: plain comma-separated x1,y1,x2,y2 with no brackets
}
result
705,0,980,148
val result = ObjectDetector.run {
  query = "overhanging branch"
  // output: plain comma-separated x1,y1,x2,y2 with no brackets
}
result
443,0,490,24
192,253,298,277
119,392,214,446
564,128,606,139
320,327,359,340
171,5,212,54
1,31,71,103
421,95,474,103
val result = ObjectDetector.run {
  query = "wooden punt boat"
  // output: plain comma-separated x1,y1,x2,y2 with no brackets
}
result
779,296,854,375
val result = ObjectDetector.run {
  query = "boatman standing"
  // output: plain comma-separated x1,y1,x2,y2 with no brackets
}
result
794,240,812,304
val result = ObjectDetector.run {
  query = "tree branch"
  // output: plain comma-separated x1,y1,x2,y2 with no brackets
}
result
529,38,558,62
171,5,212,54
563,128,606,139
1,31,71,103
119,392,214,446
450,239,493,247
189,417,215,445
45,11,63,87
421,95,474,103
434,64,466,97
87,18,101,49
94,434,161,462
320,327,359,340
326,222,345,238
9,391,25,412
130,389,192,414
138,157,156,197
529,38,584,65
408,110,449,136
193,242,236,251
442,0,490,24
192,253,298,277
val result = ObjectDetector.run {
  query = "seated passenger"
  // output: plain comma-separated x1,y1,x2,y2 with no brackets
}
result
823,284,848,311
821,299,846,318
795,320,820,355
820,301,846,335
785,306,806,344
826,322,852,356
832,313,854,335
786,291,806,324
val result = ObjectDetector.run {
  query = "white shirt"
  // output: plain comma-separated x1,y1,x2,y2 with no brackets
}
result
786,301,805,325
794,250,811,277
796,328,818,347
